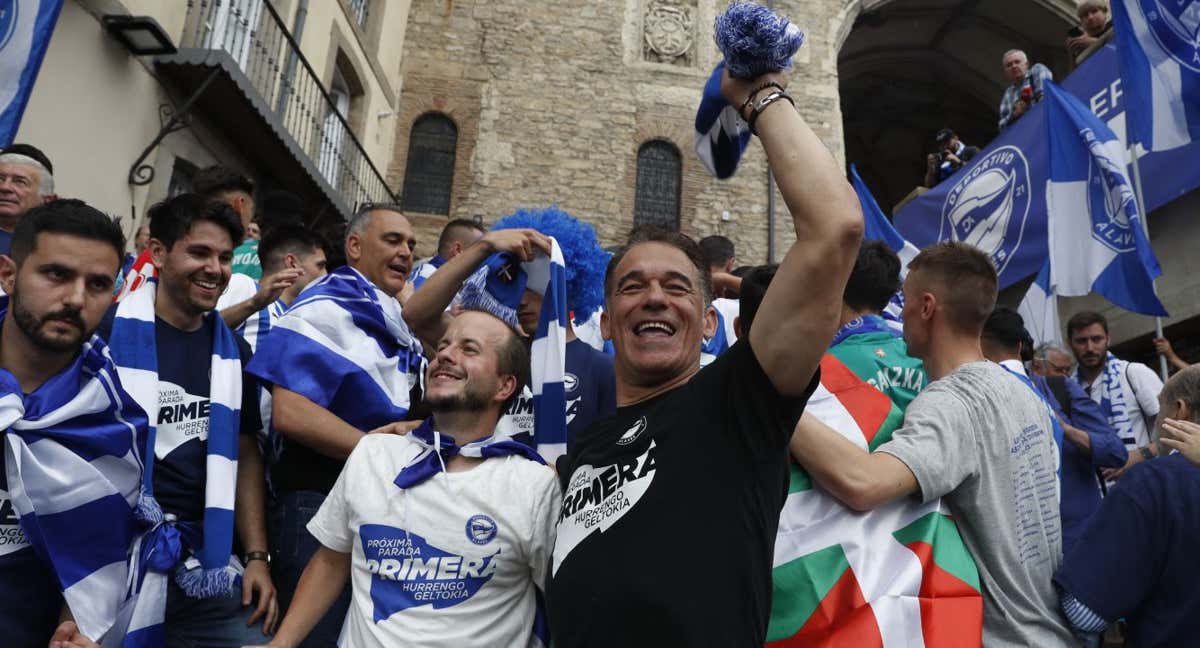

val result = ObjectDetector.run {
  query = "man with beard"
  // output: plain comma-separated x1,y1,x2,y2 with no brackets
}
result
548,68,863,646
256,310,559,648
247,204,426,645
0,199,131,646
97,194,278,644
1067,310,1163,481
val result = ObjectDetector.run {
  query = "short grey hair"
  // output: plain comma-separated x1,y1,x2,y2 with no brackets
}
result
345,202,406,242
1077,0,1109,18
1002,49,1028,63
1162,365,1200,423
0,153,54,196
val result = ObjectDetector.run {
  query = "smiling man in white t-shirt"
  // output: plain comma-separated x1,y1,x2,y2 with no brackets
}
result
259,309,561,648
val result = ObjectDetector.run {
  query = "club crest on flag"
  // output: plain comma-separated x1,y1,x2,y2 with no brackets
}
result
1142,0,1200,71
939,145,1031,273
1083,127,1138,252
0,2,18,50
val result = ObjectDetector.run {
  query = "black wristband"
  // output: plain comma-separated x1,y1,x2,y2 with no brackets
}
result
244,550,270,564
1140,446,1155,461
747,91,796,135
740,81,786,120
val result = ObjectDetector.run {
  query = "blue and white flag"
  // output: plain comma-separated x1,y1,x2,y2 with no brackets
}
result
694,62,752,179
108,279,245,601
850,164,918,332
0,299,164,644
0,0,63,145
247,266,424,433
1043,81,1168,316
458,240,568,463
410,255,446,292
1018,262,1064,349
1112,0,1200,152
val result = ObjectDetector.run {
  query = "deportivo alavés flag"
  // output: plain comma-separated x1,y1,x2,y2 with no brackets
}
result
1111,0,1200,152
0,0,63,146
1043,81,1168,316
767,355,983,646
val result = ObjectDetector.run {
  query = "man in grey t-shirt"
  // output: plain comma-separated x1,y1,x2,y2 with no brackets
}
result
790,241,1072,647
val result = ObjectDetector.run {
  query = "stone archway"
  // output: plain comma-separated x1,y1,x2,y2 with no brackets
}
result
835,0,1078,212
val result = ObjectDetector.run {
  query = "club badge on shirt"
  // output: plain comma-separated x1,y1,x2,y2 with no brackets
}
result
361,524,500,622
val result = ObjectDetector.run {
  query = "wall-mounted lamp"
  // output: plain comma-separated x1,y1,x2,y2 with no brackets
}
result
102,15,177,56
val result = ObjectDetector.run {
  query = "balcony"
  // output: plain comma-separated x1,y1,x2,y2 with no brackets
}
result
154,0,397,220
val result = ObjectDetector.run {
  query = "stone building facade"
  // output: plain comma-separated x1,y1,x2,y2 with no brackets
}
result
388,0,853,264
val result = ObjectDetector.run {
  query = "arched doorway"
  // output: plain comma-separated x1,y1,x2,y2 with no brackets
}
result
838,0,1077,213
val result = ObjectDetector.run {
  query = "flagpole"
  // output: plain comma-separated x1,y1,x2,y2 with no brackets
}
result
1128,148,1170,380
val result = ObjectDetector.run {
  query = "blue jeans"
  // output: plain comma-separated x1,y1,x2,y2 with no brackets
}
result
165,577,271,647
270,491,349,647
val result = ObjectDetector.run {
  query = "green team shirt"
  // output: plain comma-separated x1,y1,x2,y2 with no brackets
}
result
829,332,927,412
232,239,261,280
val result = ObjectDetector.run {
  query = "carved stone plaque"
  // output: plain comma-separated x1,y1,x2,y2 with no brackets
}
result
643,1,694,66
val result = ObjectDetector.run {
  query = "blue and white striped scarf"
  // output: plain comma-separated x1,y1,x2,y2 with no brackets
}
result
236,298,289,493
1078,353,1137,447
410,255,446,292
0,315,164,644
108,279,243,601
694,62,753,179
457,240,568,463
246,266,424,433
236,298,287,353
392,418,545,488
694,3,805,178
829,314,901,348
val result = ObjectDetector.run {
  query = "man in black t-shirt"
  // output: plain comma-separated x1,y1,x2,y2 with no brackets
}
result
547,69,864,647
99,194,277,644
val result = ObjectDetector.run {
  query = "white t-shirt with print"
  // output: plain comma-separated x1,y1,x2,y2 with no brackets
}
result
308,433,562,648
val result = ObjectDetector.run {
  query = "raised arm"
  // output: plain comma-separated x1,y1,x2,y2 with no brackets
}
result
789,411,919,511
219,268,303,329
402,229,552,349
720,71,864,395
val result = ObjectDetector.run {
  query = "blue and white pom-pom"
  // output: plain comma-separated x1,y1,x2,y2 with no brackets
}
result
713,1,806,78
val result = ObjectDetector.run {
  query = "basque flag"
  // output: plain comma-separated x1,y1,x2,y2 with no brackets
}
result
1111,0,1200,152
1043,82,1167,316
0,0,64,146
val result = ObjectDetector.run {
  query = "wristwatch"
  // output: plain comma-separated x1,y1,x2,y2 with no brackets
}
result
244,550,270,565
1140,446,1155,461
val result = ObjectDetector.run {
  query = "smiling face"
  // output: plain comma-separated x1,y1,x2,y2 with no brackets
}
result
2,232,119,352
602,241,716,389
346,209,415,296
425,311,518,414
150,220,234,326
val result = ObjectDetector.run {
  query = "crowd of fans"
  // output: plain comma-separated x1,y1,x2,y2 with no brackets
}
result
1,8,1198,646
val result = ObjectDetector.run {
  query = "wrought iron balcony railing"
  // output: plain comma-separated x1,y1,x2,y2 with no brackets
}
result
178,0,396,214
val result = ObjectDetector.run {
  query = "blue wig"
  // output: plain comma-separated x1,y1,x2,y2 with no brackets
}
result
492,206,609,325
714,1,806,79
